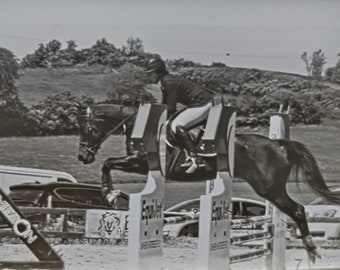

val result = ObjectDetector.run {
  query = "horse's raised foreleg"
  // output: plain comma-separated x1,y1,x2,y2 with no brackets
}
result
101,156,137,193
101,157,116,198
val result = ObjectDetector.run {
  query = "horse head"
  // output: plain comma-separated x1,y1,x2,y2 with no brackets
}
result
77,100,138,164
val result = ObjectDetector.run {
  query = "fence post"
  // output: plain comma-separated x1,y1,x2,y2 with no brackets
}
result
127,103,167,270
197,105,236,270
265,105,289,270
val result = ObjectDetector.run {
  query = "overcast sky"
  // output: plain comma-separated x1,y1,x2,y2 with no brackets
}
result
1,0,339,74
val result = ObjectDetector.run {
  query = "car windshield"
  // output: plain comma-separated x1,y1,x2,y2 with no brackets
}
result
243,202,266,216
9,189,44,205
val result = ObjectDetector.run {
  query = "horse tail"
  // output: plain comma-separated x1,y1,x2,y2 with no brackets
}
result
280,139,340,204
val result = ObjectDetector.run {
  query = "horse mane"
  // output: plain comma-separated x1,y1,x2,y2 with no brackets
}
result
96,98,141,107
91,99,139,119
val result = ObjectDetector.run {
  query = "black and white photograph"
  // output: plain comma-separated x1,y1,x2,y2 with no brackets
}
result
0,1,340,269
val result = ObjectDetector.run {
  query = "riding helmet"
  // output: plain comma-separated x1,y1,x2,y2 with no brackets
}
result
144,58,167,74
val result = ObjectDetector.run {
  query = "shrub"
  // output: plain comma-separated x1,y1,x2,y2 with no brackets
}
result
25,92,93,136
0,47,28,136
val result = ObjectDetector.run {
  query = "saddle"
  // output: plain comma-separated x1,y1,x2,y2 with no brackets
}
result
165,111,216,158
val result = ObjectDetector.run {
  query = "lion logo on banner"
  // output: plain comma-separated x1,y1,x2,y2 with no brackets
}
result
98,212,122,238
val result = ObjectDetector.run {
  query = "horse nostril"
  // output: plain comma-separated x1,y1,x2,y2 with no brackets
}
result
78,155,84,161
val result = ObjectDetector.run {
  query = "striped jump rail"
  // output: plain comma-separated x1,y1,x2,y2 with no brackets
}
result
230,249,269,264
230,231,271,245
307,216,340,223
163,214,272,226
286,217,340,224
231,216,272,227
163,213,200,224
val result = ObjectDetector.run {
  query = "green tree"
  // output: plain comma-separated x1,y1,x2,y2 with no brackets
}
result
331,53,340,82
66,40,77,51
122,37,144,56
0,47,28,135
46,39,62,54
60,40,79,66
301,50,327,79
86,38,124,67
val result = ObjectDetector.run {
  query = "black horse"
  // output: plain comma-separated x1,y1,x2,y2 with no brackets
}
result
77,100,340,263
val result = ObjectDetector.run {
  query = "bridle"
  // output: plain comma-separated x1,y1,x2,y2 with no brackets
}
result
79,107,98,155
79,99,139,156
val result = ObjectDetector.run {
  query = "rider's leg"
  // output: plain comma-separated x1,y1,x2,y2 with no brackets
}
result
175,125,198,158
171,103,212,131
101,159,121,206
175,125,205,173
171,104,211,173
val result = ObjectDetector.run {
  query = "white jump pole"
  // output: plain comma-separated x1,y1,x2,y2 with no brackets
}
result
197,105,236,270
127,104,167,270
265,104,290,270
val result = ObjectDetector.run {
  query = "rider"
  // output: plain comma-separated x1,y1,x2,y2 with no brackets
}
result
144,57,215,174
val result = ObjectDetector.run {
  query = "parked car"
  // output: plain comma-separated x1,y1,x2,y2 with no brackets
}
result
7,181,129,210
0,181,130,231
163,197,266,237
0,165,77,194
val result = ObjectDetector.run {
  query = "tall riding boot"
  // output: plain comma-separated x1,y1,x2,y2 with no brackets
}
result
175,125,197,157
175,125,205,174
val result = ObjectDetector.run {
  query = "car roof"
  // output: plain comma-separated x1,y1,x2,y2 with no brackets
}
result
10,181,100,190
9,182,129,198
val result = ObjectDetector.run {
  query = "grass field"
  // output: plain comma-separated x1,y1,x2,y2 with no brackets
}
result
0,124,339,208
16,67,114,106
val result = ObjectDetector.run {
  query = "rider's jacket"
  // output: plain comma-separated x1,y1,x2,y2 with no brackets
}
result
160,74,214,116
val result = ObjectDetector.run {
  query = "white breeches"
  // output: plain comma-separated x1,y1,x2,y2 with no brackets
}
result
171,103,212,133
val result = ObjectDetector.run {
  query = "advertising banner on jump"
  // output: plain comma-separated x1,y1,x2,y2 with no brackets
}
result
85,209,129,239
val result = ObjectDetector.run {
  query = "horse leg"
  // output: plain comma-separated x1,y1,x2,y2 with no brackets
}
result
101,158,115,197
101,156,137,192
265,190,321,263
243,170,320,263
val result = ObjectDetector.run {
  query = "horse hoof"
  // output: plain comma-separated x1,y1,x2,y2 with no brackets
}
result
303,235,321,263
106,190,121,205
308,248,321,264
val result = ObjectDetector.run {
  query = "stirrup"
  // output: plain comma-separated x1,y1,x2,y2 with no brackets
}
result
185,158,205,174
180,156,192,168
106,190,121,205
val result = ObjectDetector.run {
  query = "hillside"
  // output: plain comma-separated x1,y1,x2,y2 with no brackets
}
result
16,66,114,107
15,64,340,130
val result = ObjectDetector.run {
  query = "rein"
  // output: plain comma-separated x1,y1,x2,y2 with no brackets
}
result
92,111,137,152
